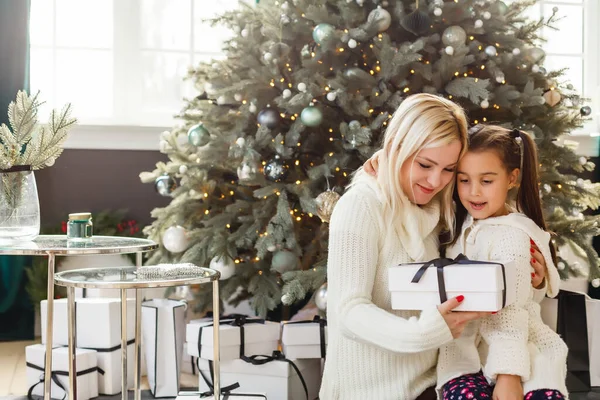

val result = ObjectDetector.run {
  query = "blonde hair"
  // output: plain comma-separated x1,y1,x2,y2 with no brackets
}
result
354,93,468,238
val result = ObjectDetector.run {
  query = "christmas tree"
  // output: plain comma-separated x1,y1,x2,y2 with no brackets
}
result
140,0,600,317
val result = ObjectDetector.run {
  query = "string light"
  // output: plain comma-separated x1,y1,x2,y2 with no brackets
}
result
204,210,209,215
242,100,247,104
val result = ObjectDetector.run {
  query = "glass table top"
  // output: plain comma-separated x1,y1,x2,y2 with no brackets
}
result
54,265,219,289
0,235,158,255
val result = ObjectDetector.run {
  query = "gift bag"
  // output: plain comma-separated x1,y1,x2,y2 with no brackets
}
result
540,290,600,391
142,299,186,397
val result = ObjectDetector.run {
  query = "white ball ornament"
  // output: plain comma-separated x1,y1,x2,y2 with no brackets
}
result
241,29,249,37
212,62,220,70
434,8,442,16
46,158,55,167
179,165,188,174
217,96,227,105
593,278,600,288
532,65,540,73
356,0,365,5
557,261,565,270
315,283,328,311
234,93,243,102
162,226,190,253
483,11,491,19
326,92,337,101
249,104,258,113
263,52,273,62
445,46,454,55
474,19,483,28
481,99,490,109
348,39,357,49
485,45,497,57
236,137,246,147
577,178,585,188
209,256,236,280
298,82,307,92
367,7,392,32
282,89,292,99
512,48,521,56
579,156,587,165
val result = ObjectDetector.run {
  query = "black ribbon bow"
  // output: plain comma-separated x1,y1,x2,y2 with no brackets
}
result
284,315,327,358
197,358,241,398
409,254,507,307
26,362,104,400
196,315,265,362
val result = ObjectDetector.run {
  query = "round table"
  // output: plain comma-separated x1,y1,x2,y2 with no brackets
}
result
0,235,157,400
54,265,222,400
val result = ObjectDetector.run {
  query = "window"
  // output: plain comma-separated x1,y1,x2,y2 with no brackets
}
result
29,0,599,151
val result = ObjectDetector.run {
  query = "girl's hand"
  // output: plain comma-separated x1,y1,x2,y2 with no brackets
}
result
530,239,547,289
437,296,490,339
363,150,381,176
493,375,523,400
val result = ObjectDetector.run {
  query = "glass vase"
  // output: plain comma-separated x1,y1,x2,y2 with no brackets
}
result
0,167,41,241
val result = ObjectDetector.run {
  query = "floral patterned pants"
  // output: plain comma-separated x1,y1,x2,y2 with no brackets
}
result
442,372,565,400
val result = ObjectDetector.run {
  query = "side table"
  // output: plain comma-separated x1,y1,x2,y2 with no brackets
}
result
54,265,222,400
0,235,157,400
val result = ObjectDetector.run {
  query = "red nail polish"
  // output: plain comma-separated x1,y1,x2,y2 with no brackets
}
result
456,295,465,302
530,248,535,254
532,258,536,264
530,239,535,244
492,312,497,315
531,273,535,278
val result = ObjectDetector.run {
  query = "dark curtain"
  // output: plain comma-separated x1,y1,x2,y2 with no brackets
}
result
0,0,33,341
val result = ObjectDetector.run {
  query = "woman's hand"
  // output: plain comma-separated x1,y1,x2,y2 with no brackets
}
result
437,296,490,339
493,374,523,400
363,150,382,176
530,239,546,289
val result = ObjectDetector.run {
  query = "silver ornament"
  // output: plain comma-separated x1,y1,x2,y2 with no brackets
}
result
474,19,483,28
188,124,210,146
234,93,243,102
579,156,587,165
162,226,190,253
300,106,323,127
480,99,489,109
445,46,454,56
179,165,188,174
316,190,341,223
315,283,328,311
263,52,273,62
237,162,257,181
401,9,431,36
557,261,565,270
313,23,335,45
236,137,246,147
348,120,361,130
482,11,491,19
241,29,249,37
271,251,299,274
433,8,442,17
442,26,467,46
543,184,551,193
512,48,521,56
257,108,281,129
264,155,289,182
282,89,292,99
155,175,177,196
593,278,600,288
485,45,497,57
581,106,592,116
209,255,236,280
249,104,257,113
348,39,357,49
495,73,505,83
326,92,337,101
367,7,392,32
298,82,307,92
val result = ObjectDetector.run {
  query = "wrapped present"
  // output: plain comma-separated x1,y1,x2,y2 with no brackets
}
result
197,351,322,400
26,344,99,400
41,298,136,395
281,316,327,359
541,290,600,391
176,393,266,399
388,254,517,312
142,299,186,398
185,316,279,361
181,343,198,376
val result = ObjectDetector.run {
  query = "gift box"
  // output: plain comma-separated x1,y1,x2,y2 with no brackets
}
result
142,299,186,398
185,317,280,361
197,353,322,400
41,298,136,395
176,393,267,399
281,317,327,359
388,255,517,312
541,290,600,391
181,343,198,376
26,344,99,400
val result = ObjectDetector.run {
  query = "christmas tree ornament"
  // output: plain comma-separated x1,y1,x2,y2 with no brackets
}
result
557,261,565,271
567,83,574,90
348,120,361,130
298,82,307,92
579,156,587,165
315,282,328,311
531,65,540,73
326,92,337,101
237,162,257,181
264,155,289,182
580,106,592,116
155,175,177,196
348,39,357,49
313,23,335,45
480,99,489,109
241,29,249,37
300,106,323,127
553,6,559,12
592,278,600,288
282,89,292,99
179,165,188,174
217,95,228,105
442,26,467,47
356,0,365,5
209,255,236,280
543,90,561,107
271,42,291,58
524,47,545,63
188,124,210,146
249,103,258,113
281,14,291,24
495,73,505,83
367,7,392,32
257,108,280,129
445,46,454,55
482,11,491,19
433,8,442,17
474,19,483,28
234,93,243,102
543,184,551,193
344,67,374,81
162,226,190,253
401,8,431,36
236,137,246,147
512,48,521,56
577,178,585,188
263,52,273,62
281,2,289,10
271,250,299,274
538,67,547,74
315,190,341,223
484,45,497,57
490,1,508,15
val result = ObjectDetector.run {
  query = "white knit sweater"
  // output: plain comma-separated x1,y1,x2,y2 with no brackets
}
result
320,174,454,400
439,213,568,396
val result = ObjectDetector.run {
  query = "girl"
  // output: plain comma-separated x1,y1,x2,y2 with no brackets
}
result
438,125,567,400
320,94,492,400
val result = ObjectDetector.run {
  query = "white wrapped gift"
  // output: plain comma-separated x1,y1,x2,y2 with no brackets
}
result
281,317,327,359
388,257,517,312
142,299,186,398
185,317,280,361
176,393,266,399
197,354,322,400
181,343,198,375
41,298,136,395
26,344,99,400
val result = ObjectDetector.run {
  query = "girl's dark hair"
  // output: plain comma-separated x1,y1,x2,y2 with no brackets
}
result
443,125,556,263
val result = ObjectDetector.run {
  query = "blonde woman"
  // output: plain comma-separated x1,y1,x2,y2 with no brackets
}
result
320,93,489,400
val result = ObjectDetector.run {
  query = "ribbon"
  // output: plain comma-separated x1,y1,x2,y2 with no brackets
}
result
410,254,507,307
196,315,265,361
284,315,327,358
26,362,104,400
88,338,136,353
242,350,309,400
197,358,241,398
0,165,32,173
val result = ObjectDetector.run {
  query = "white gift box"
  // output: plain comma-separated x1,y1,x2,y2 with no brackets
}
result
142,299,186,398
281,318,328,359
541,291,600,387
41,298,136,395
176,393,266,399
181,343,198,375
197,356,322,400
185,318,280,361
26,344,99,400
388,259,517,312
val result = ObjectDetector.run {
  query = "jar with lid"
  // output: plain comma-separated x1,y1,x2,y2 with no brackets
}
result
67,213,93,240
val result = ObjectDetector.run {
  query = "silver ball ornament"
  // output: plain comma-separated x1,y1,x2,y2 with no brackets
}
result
271,251,299,274
315,283,328,311
367,7,392,32
474,19,483,28
480,99,489,109
209,255,236,280
316,190,341,223
433,8,442,17
581,106,592,116
162,226,190,253
155,175,177,196
543,184,551,193
249,104,258,113
298,82,307,92
241,29,249,37
593,278,600,288
348,39,357,49
236,137,246,147
179,165,188,174
512,48,521,56
264,155,289,182
326,92,337,101
485,45,497,57
482,11,491,19
313,23,335,45
532,65,540,73
445,46,454,56
188,124,210,146
442,26,467,46
257,108,281,129
263,52,273,62
282,89,292,99
234,93,243,102
300,106,323,127
579,156,587,165
348,120,361,130
557,261,565,270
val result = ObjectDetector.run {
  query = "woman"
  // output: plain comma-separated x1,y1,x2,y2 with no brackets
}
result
320,93,488,399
